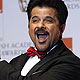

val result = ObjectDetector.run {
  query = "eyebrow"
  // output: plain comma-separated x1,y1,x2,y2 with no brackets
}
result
32,16,55,21
32,16,39,19
45,16,54,20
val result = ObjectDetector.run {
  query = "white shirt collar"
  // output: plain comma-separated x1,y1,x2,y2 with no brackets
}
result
47,44,57,54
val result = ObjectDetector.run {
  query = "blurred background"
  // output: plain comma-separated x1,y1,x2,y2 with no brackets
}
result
0,0,80,62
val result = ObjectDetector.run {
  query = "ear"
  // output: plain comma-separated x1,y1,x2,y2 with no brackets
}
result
60,24,66,35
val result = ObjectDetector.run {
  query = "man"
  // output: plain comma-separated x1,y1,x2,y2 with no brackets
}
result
0,0,80,80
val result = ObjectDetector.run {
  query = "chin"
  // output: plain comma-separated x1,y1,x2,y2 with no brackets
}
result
36,45,48,52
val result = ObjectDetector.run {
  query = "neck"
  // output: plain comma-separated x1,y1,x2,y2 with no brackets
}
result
37,40,60,54
46,40,60,53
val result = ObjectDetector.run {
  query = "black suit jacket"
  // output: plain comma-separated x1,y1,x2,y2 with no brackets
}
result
0,40,80,80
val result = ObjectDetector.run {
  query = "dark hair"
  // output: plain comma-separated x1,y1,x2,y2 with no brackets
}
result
27,0,68,27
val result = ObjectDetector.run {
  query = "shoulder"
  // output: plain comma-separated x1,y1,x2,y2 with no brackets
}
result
10,53,26,63
9,53,29,69
40,53,80,80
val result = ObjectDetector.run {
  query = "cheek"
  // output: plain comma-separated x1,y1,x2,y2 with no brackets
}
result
29,24,33,35
29,25,35,42
49,27,60,41
49,27,55,37
29,28,33,38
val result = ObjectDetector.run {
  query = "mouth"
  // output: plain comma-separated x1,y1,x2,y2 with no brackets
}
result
35,31,49,43
37,33,48,39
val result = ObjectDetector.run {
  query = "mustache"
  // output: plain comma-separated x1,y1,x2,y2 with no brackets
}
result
34,27,49,35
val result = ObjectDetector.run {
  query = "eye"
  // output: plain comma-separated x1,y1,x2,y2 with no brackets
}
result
46,19,54,23
31,16,40,23
45,19,55,24
44,16,56,24
32,19,39,23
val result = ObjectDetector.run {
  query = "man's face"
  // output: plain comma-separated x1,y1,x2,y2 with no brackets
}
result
29,6,64,51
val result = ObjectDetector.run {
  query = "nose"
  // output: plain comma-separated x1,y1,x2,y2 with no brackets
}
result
34,21,46,31
38,20,45,28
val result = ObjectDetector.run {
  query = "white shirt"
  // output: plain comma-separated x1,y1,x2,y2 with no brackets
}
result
21,55,40,76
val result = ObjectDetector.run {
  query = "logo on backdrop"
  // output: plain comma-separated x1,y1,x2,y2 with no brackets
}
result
62,38,72,51
0,0,2,13
64,0,80,9
18,0,30,12
18,0,80,12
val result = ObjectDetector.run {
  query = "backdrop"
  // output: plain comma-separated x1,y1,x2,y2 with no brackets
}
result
0,0,80,62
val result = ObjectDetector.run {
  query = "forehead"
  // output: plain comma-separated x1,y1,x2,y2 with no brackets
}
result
31,6,57,17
